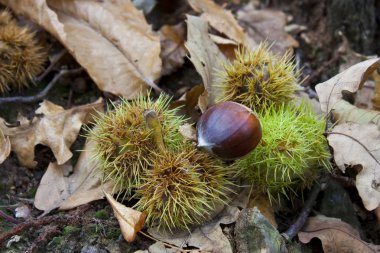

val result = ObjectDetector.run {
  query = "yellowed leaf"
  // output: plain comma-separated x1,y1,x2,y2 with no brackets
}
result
104,191,147,242
34,140,113,213
299,215,380,253
188,0,252,47
0,128,10,164
237,3,299,55
185,15,227,108
327,123,380,210
0,100,102,168
159,23,186,76
0,0,162,98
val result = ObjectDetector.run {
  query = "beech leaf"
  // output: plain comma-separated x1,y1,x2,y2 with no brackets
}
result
0,100,102,168
0,0,162,98
299,215,380,253
327,122,380,210
104,191,147,242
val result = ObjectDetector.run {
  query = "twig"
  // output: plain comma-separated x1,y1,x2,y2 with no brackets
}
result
34,50,67,83
0,68,83,105
0,210,19,224
282,176,329,241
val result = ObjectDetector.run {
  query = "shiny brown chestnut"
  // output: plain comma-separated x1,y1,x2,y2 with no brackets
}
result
196,101,262,160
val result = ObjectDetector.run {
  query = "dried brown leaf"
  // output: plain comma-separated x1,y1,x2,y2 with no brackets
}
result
298,215,380,253
104,191,147,242
315,58,380,114
327,123,380,210
34,162,72,213
159,23,187,76
148,206,239,253
0,128,10,164
0,100,102,168
188,0,252,47
237,3,299,55
0,0,162,97
185,15,227,108
34,140,113,213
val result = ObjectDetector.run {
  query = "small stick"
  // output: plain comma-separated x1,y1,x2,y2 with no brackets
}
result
0,68,83,105
282,176,329,241
144,110,166,153
34,49,67,83
0,210,19,224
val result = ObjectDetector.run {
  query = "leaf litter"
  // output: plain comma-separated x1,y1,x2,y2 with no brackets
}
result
0,0,379,252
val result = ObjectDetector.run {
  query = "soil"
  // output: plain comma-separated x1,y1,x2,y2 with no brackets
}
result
0,0,379,252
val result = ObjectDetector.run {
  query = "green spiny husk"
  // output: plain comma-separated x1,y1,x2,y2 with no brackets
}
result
133,146,234,231
86,94,185,197
217,43,299,111
236,101,331,201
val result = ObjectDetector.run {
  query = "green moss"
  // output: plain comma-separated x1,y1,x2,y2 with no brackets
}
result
94,209,109,220
63,225,81,236
217,43,299,111
236,101,331,201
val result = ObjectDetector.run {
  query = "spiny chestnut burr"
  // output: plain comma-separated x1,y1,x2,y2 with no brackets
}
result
197,101,262,160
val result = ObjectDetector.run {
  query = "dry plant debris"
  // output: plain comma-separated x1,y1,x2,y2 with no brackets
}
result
0,0,379,252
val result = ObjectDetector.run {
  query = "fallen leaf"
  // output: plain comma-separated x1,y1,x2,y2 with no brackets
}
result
209,34,238,60
299,215,380,253
105,191,147,242
34,140,113,213
185,15,227,108
188,0,253,47
0,100,102,168
148,206,239,253
331,100,380,128
59,140,114,210
0,128,10,164
237,3,299,55
178,123,197,141
0,0,162,98
327,122,380,210
159,23,187,76
315,58,380,114
34,162,72,213
171,85,204,123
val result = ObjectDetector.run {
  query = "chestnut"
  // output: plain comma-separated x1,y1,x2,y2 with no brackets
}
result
196,101,262,160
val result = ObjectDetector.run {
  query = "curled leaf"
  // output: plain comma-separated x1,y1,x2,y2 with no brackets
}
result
104,191,147,242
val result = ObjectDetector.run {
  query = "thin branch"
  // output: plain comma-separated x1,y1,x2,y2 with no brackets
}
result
282,176,329,241
34,49,67,83
0,68,83,105
0,210,19,224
